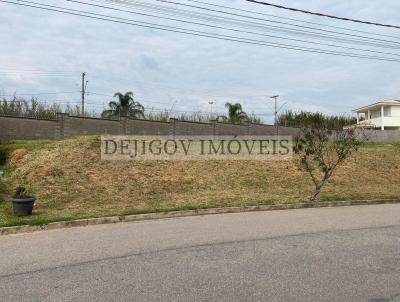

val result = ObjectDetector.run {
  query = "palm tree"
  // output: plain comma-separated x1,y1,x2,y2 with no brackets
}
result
224,102,248,124
101,92,144,119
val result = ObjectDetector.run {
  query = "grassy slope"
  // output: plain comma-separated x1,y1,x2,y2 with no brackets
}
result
0,137,399,227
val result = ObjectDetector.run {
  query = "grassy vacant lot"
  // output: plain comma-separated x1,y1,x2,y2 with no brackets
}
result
0,136,399,227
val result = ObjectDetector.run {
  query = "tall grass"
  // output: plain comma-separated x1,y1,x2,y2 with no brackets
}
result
247,114,262,124
0,96,264,124
145,110,171,122
0,96,61,119
0,96,98,119
278,110,356,129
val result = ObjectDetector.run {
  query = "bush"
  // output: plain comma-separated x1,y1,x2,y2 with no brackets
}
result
278,110,356,129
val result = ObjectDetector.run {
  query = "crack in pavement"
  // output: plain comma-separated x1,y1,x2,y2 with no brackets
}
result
1,223,400,280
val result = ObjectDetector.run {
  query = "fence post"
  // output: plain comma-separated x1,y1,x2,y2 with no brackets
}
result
214,120,220,137
120,117,129,135
55,113,70,139
169,118,177,139
210,120,217,139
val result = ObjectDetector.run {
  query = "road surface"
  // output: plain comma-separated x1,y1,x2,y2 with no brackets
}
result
1,204,400,302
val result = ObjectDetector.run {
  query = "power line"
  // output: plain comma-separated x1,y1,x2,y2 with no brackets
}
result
0,73,77,78
2,0,400,62
246,0,400,29
146,0,400,45
2,89,259,111
0,91,80,96
85,103,273,118
0,71,76,75
96,0,400,49
87,91,214,109
0,68,76,73
7,0,400,51
183,0,400,40
36,95,357,117
0,68,78,76
90,76,278,98
65,0,400,58
0,98,228,116
0,94,273,118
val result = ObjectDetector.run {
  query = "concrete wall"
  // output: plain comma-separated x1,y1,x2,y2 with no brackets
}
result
277,125,302,136
362,129,400,144
6,113,399,144
127,119,170,135
173,120,214,136
249,124,277,136
213,122,246,137
62,115,121,138
0,115,58,141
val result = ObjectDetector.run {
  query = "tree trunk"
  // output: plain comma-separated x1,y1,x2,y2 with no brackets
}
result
310,179,327,201
310,169,334,201
310,188,321,201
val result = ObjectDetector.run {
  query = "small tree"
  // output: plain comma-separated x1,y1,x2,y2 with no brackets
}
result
294,123,366,201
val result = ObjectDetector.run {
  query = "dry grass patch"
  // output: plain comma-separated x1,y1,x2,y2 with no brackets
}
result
0,137,399,227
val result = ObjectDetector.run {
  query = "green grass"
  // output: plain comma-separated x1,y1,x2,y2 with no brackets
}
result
0,201,273,228
0,140,52,167
0,140,52,197
0,138,399,228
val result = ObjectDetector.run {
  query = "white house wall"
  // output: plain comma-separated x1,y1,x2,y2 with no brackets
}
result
391,106,400,117
384,106,400,128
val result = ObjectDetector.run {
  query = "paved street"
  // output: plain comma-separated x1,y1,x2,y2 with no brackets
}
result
1,204,400,302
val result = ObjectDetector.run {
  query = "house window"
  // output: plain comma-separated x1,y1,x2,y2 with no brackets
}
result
384,107,391,117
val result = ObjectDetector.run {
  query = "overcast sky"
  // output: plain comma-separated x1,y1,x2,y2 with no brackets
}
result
1,0,400,123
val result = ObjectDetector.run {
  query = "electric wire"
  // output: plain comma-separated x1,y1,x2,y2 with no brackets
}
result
95,0,400,49
2,0,400,62
246,0,400,29
65,0,400,57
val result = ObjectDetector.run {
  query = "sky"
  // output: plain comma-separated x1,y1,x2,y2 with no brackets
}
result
1,0,400,123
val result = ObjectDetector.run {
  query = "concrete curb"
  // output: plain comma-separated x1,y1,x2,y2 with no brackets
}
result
1,198,399,236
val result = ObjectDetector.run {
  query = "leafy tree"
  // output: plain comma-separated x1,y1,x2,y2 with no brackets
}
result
223,102,248,124
294,121,366,201
101,92,144,119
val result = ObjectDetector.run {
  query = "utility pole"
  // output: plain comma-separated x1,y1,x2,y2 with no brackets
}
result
208,100,214,116
169,100,177,116
270,95,279,137
81,72,87,116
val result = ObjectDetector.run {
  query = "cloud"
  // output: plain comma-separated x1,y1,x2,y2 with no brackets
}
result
1,0,400,122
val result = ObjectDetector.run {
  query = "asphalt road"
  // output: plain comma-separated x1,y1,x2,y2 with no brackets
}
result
1,204,400,302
